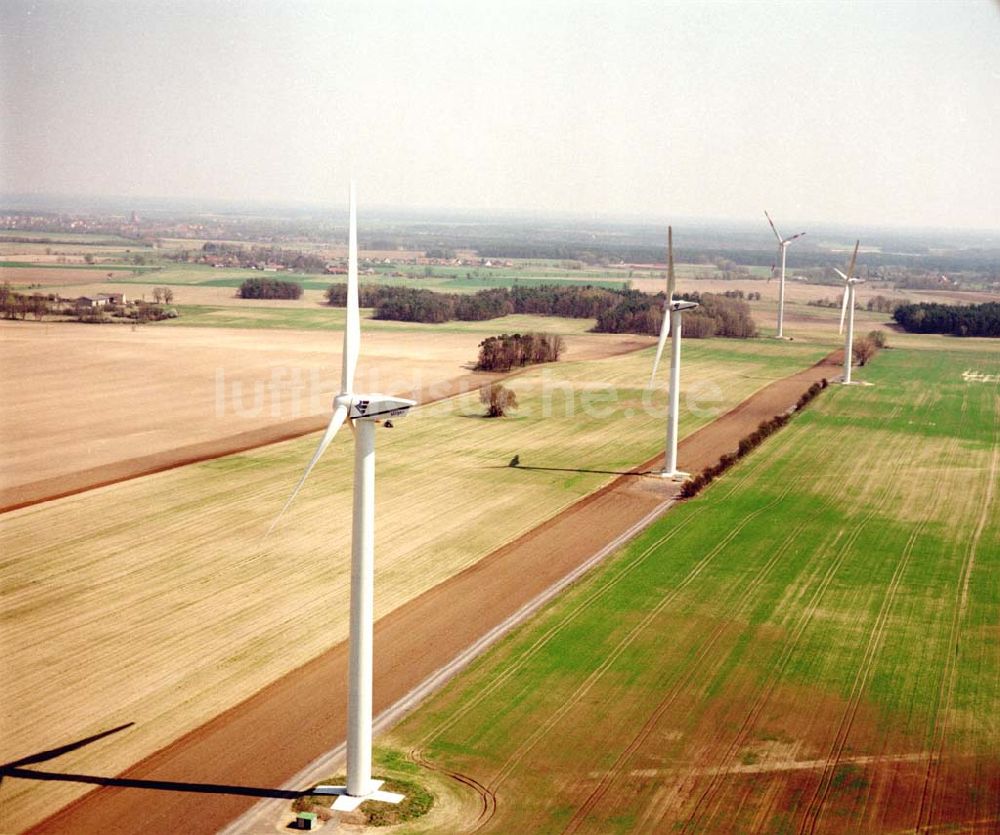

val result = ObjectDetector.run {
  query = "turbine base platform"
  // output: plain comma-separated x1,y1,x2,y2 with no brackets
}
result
314,779,404,812
771,335,793,341
832,378,875,387
659,469,690,482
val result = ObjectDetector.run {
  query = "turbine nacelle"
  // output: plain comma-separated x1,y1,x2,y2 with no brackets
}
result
348,394,416,421
833,269,863,285
670,300,700,312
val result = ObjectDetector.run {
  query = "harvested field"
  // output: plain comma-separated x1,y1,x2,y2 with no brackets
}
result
0,318,640,509
378,337,1000,833
0,338,835,832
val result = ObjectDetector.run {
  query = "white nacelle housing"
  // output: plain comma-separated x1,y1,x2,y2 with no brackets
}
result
671,300,700,312
347,393,417,421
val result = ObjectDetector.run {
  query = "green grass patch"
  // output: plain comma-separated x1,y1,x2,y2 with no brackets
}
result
292,769,434,826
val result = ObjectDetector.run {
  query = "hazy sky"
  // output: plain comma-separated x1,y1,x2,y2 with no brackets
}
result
2,0,999,228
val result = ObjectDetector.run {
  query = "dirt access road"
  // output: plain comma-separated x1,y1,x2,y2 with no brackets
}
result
25,352,841,835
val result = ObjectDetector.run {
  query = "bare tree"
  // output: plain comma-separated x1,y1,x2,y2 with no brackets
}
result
30,294,48,321
867,329,888,348
480,384,518,418
853,337,877,367
163,287,174,304
152,287,164,304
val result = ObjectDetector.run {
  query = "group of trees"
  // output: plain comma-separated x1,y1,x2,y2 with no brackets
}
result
0,282,176,324
371,287,455,323
168,242,328,273
325,282,757,339
680,379,829,499
476,332,566,372
0,284,51,320
238,278,304,300
324,283,395,307
327,283,622,324
893,301,1000,337
151,286,175,304
595,291,757,339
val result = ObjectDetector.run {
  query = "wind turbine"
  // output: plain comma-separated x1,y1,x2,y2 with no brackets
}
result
268,182,413,812
764,210,806,339
650,226,699,480
835,240,863,385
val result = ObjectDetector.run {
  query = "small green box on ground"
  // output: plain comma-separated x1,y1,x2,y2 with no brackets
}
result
296,811,318,830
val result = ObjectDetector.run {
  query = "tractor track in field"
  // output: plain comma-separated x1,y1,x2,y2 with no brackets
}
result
670,419,906,834
409,747,497,828
411,450,779,829
560,510,811,835
914,411,1000,833
484,462,805,802
24,352,840,835
799,516,928,834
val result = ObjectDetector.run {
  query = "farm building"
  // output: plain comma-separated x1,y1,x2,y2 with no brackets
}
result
76,292,126,308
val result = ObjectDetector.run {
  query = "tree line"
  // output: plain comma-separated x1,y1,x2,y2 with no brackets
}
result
164,242,328,273
326,283,757,339
238,278,304,300
476,332,566,372
893,301,1000,337
680,379,829,499
0,283,51,320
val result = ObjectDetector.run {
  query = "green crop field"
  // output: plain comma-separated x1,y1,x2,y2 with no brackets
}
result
0,336,833,830
384,337,1000,833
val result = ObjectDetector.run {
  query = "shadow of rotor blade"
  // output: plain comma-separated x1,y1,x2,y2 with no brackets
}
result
1,723,136,770
488,465,655,477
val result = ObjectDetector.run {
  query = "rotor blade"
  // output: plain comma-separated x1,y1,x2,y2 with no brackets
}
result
264,403,350,538
786,231,806,242
839,286,849,335
764,210,782,243
845,239,859,283
342,181,361,394
667,225,676,301
650,302,670,386
833,268,848,280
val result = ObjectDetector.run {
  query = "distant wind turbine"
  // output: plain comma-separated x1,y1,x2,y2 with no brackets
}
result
268,182,413,811
835,240,863,385
764,210,806,339
650,226,699,480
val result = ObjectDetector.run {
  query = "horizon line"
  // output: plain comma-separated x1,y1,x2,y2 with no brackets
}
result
2,192,999,238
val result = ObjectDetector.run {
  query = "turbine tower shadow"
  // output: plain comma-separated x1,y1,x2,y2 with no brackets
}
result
1,723,302,800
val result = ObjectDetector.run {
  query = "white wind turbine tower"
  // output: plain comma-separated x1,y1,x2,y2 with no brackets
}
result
650,226,699,480
268,182,413,811
835,240,863,385
764,210,806,339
